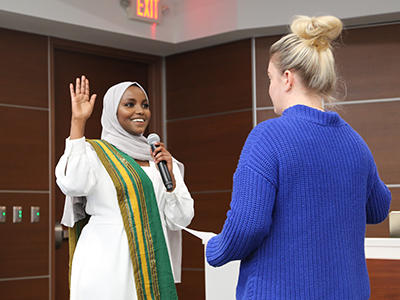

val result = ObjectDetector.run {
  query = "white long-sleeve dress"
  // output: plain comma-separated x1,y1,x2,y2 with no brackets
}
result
55,137,194,300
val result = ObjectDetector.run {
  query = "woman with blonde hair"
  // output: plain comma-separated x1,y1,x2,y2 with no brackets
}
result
206,15,391,299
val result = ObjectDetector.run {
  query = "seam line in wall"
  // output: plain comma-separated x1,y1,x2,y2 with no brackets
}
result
0,103,49,111
387,184,400,188
251,37,257,128
167,108,252,123
0,275,50,282
47,35,52,300
337,97,400,105
256,97,400,111
0,190,50,194
191,190,232,195
162,57,167,145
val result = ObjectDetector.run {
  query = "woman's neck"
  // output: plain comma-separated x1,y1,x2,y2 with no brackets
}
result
286,89,324,112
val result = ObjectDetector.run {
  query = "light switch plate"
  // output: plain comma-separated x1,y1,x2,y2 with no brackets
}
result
0,206,6,223
389,211,400,238
31,206,40,223
13,206,22,223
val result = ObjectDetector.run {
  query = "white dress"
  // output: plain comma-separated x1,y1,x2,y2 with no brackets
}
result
55,137,194,300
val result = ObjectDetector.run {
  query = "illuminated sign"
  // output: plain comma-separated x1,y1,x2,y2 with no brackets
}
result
128,0,162,24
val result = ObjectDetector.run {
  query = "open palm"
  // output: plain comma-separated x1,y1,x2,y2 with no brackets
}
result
70,75,97,122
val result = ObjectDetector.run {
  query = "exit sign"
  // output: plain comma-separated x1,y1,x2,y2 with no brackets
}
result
128,0,162,24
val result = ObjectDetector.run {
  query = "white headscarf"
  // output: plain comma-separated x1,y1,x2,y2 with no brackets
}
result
101,81,152,161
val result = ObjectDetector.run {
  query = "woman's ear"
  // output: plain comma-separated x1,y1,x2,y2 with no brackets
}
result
283,69,293,92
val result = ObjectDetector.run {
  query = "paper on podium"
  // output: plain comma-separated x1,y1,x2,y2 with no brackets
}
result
178,225,240,300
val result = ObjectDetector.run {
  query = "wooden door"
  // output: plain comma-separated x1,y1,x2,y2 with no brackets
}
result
50,38,162,299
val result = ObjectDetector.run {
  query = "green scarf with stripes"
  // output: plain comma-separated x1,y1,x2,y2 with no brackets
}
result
69,139,178,300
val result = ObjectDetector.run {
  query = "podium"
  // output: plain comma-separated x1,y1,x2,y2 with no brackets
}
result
180,226,240,300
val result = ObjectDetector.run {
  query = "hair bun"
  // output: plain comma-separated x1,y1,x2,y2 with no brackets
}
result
290,15,343,51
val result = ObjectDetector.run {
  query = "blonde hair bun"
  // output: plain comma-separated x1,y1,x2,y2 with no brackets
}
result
291,15,343,51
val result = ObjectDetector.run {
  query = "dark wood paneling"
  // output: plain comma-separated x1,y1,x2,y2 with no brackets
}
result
367,259,400,299
54,46,152,225
336,24,400,101
182,232,205,270
339,101,400,185
256,108,279,124
52,39,163,300
0,106,49,190
255,35,280,108
0,278,49,300
176,269,205,300
0,193,49,278
182,192,232,269
167,110,253,192
255,24,400,107
190,192,232,233
167,39,253,297
0,28,48,108
53,48,150,144
166,39,252,120
366,187,400,237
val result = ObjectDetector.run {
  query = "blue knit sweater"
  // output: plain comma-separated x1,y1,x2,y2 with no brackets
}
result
206,105,391,300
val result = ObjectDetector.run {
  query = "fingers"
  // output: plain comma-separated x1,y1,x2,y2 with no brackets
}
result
79,75,87,95
89,94,97,105
152,143,172,164
69,83,76,98
70,75,89,97
75,76,81,95
83,76,90,96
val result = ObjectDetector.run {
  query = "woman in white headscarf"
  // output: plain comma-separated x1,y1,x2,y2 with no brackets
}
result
56,75,194,300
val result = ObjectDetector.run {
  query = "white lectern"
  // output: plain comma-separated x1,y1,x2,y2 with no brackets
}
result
180,226,240,300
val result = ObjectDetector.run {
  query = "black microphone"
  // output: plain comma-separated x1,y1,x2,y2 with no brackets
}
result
147,133,174,192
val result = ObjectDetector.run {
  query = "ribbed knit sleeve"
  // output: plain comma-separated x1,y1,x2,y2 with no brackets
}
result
207,124,278,267
366,169,391,224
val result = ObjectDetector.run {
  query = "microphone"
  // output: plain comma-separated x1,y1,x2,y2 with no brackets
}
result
147,133,174,192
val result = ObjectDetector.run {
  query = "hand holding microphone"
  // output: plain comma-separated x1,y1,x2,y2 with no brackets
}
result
147,133,175,192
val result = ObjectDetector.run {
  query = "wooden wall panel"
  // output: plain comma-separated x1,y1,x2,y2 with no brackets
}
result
0,27,50,300
0,278,49,300
166,39,253,298
0,193,49,278
339,101,400,185
53,48,149,150
256,109,278,123
166,39,252,120
52,39,163,300
255,35,280,108
167,110,253,192
0,28,48,108
0,107,49,191
367,259,400,299
255,24,400,109
182,192,232,269
176,269,205,300
335,24,400,101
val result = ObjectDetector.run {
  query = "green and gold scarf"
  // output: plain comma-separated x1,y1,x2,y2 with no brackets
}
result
69,139,178,300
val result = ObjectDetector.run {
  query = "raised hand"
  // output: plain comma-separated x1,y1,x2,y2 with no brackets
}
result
69,75,97,139
70,75,97,121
